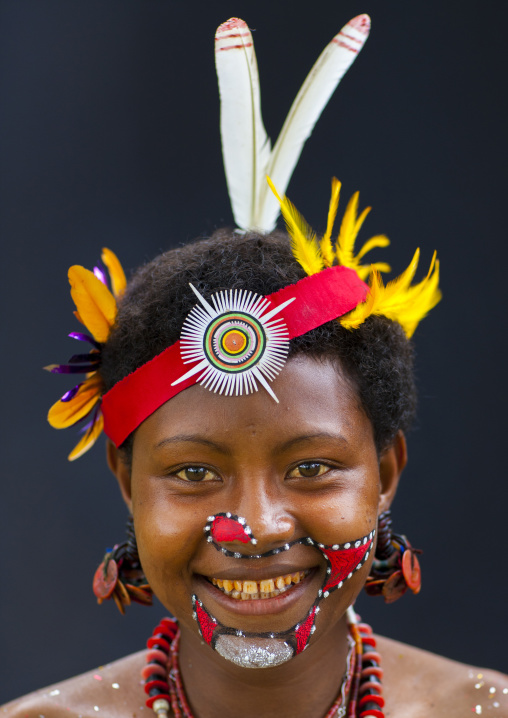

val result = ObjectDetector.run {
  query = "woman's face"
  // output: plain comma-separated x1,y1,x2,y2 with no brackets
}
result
115,355,401,667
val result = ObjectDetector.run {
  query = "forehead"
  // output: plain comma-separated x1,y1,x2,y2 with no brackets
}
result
132,355,374,455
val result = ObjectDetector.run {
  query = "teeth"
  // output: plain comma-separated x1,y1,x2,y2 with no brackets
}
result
210,570,309,600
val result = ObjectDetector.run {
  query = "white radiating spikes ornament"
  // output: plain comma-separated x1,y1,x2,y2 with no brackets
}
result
171,284,295,402
215,14,371,233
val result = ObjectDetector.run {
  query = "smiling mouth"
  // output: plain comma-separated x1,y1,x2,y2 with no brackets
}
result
193,523,375,666
208,570,309,600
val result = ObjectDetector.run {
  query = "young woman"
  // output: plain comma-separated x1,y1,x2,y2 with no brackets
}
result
4,227,507,717
3,12,507,718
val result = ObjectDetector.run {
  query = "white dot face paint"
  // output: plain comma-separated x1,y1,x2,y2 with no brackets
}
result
192,516,375,668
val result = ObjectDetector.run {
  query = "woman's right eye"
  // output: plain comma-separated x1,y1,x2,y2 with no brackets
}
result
174,466,218,482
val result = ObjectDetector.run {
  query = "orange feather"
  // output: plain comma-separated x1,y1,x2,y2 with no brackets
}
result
68,266,116,343
47,375,102,429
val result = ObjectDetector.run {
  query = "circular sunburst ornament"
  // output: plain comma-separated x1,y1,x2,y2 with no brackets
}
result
171,284,295,401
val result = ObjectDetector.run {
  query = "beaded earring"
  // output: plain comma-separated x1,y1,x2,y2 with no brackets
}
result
364,510,422,603
92,515,152,613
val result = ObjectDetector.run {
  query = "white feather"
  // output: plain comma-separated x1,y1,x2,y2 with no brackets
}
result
215,18,271,231
257,14,371,231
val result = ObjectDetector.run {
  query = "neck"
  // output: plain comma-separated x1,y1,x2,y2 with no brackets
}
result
178,615,351,718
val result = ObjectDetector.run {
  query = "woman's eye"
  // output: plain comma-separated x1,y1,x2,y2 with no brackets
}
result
175,466,217,482
288,462,330,479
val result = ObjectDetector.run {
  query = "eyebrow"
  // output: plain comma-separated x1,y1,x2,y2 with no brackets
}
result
154,434,231,454
154,431,348,454
275,432,349,453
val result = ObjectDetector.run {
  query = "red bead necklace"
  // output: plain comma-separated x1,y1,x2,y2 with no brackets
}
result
142,612,385,718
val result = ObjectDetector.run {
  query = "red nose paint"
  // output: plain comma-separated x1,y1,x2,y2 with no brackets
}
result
211,515,251,544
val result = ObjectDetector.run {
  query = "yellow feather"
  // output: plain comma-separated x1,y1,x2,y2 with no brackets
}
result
380,248,421,307
395,255,441,338
334,194,389,279
68,413,104,461
69,265,117,343
355,262,391,282
48,375,102,429
340,269,382,330
267,176,324,275
340,251,441,337
320,178,341,267
353,205,371,239
356,235,390,260
101,248,127,299
336,191,359,265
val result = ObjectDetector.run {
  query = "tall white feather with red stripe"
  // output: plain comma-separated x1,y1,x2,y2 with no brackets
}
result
215,15,371,233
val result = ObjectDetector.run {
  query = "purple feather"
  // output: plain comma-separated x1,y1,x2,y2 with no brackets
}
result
68,332,101,349
47,363,99,374
78,404,101,433
68,352,100,365
93,265,108,286
61,384,82,402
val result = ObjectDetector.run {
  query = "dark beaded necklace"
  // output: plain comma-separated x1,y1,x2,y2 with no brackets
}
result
142,610,385,718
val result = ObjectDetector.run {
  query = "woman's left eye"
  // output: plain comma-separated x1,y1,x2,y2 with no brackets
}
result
287,462,330,479
174,466,218,482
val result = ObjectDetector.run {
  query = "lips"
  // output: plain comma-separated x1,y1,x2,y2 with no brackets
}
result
195,568,317,617
208,569,309,600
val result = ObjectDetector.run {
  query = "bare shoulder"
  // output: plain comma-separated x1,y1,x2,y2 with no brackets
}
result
377,634,508,717
0,651,148,718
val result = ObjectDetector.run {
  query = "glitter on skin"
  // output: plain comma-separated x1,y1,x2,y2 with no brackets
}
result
93,675,103,681
490,687,497,694
504,689,508,695
494,702,500,708
475,682,484,689
49,690,60,696
112,683,120,689
215,634,293,668
94,707,99,713
475,706,482,715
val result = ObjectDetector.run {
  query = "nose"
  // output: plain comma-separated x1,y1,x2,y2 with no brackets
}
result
209,490,296,555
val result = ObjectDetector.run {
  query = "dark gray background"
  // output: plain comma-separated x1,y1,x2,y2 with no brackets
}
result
1,0,507,705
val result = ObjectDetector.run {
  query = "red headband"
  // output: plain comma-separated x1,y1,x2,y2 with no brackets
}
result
102,265,367,447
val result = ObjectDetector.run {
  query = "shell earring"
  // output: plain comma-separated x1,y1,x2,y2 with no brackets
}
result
92,515,152,613
364,510,422,603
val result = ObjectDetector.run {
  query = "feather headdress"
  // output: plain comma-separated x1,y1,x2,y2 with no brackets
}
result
269,177,441,338
45,248,125,459
46,15,441,460
215,15,371,232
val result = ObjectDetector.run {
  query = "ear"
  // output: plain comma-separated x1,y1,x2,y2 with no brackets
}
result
106,439,133,512
378,431,407,514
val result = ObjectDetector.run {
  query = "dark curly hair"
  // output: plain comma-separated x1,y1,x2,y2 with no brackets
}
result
101,230,416,458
